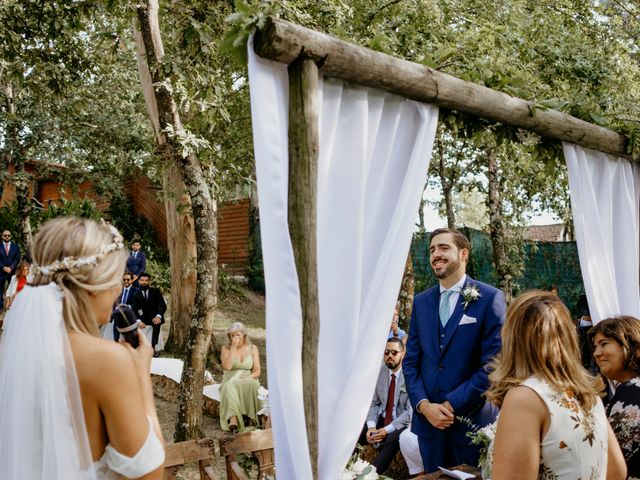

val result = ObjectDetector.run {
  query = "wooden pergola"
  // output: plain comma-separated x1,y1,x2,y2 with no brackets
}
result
253,17,631,477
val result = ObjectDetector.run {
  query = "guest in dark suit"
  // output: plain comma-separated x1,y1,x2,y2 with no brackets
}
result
358,337,412,475
112,271,139,341
131,272,166,355
403,228,506,473
125,240,146,286
0,230,21,310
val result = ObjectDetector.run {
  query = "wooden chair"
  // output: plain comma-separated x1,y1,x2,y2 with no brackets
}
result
219,429,275,480
163,438,218,480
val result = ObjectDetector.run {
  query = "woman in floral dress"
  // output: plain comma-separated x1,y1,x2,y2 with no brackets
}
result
486,291,626,480
590,316,640,479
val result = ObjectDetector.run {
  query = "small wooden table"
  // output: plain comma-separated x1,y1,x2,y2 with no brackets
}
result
414,464,482,479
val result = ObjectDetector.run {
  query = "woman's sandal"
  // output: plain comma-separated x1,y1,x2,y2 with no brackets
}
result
229,423,239,434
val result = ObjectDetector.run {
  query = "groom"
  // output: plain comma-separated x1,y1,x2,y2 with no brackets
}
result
403,228,505,472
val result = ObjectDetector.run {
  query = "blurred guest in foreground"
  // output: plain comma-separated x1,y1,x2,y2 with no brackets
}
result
487,291,625,480
590,316,640,479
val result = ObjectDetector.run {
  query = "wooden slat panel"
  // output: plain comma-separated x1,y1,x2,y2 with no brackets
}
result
219,429,274,456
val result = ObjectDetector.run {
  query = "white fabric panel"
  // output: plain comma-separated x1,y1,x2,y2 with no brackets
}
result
248,39,311,478
564,143,640,323
316,79,438,479
248,37,438,479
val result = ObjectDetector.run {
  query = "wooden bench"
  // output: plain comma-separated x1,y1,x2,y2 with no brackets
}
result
219,429,275,480
163,438,218,480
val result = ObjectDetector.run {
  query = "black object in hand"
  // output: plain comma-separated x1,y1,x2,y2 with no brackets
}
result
112,304,140,349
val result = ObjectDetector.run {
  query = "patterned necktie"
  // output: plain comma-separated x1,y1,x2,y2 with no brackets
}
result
384,373,396,426
4,243,8,256
440,290,455,327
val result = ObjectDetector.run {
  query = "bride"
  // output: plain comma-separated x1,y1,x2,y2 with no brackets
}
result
0,217,165,479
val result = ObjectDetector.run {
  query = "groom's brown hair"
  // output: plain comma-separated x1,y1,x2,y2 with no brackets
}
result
430,228,471,255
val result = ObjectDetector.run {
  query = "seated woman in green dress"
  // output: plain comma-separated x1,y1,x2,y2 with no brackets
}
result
220,322,262,434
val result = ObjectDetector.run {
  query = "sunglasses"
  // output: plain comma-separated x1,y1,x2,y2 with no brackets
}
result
384,349,401,356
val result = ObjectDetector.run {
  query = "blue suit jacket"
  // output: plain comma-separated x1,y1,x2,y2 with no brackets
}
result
116,286,139,307
126,251,146,278
0,242,21,277
403,276,505,439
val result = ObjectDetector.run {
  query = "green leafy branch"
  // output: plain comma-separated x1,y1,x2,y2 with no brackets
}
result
221,0,277,66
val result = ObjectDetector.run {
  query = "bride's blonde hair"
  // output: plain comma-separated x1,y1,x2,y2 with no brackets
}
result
486,290,602,410
29,217,127,336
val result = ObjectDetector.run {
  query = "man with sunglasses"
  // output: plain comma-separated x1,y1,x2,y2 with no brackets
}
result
358,337,411,475
0,231,20,311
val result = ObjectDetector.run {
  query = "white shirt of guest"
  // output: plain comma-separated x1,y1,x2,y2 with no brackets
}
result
439,274,467,320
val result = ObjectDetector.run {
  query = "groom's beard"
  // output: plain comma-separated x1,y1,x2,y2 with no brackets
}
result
433,257,461,279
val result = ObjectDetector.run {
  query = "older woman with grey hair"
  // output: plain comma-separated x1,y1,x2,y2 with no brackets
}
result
219,322,262,434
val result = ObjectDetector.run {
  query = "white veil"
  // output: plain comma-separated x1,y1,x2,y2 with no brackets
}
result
0,283,97,480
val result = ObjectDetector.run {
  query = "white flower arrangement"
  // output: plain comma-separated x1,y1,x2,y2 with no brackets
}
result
340,458,379,480
458,416,497,479
256,386,270,416
461,284,481,310
341,452,391,480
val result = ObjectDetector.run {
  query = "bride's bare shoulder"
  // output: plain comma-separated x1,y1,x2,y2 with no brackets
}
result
69,334,134,385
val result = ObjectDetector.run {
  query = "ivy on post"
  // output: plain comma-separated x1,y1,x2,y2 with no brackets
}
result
287,54,320,478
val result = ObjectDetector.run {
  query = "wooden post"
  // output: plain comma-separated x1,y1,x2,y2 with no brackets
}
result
255,17,631,160
287,55,320,477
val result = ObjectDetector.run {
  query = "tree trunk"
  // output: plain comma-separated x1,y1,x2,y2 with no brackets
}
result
133,21,197,355
416,182,427,233
136,0,218,441
397,251,414,331
163,160,197,354
15,166,33,258
486,145,512,302
437,131,456,228
288,56,320,478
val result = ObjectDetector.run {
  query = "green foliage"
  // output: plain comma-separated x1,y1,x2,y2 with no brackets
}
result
247,206,265,293
218,268,244,299
235,452,259,477
0,197,103,257
107,195,169,264
144,258,172,295
221,0,275,66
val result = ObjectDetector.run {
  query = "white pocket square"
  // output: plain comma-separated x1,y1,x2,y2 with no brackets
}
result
459,315,477,325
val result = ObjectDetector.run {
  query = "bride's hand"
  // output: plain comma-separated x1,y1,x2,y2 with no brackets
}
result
122,327,154,375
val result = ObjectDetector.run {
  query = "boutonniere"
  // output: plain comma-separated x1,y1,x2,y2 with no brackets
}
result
462,284,481,310
399,384,407,394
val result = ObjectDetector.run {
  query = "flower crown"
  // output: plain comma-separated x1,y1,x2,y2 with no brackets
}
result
29,223,124,278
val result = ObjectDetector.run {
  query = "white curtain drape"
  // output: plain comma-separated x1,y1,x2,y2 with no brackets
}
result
564,143,640,323
248,39,439,479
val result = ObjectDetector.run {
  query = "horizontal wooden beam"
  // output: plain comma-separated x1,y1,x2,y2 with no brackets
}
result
254,17,631,160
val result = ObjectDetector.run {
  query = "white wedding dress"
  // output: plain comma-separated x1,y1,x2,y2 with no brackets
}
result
0,284,164,479
93,417,164,479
